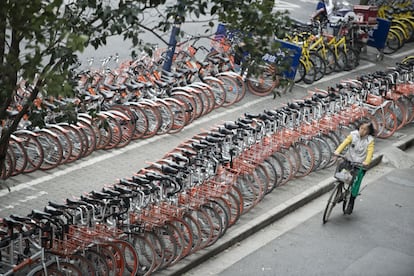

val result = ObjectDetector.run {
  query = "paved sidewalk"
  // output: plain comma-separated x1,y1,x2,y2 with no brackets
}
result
158,128,414,276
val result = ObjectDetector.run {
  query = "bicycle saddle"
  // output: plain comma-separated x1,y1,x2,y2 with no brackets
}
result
168,152,189,163
218,126,234,135
102,187,121,197
223,121,239,130
30,209,52,221
44,205,64,217
161,164,178,175
191,142,208,150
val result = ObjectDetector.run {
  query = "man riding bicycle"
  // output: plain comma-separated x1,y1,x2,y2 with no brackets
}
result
334,122,375,214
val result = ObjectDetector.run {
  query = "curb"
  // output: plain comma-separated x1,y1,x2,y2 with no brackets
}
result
163,135,414,276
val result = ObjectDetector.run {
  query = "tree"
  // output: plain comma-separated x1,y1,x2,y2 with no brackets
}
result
0,0,291,184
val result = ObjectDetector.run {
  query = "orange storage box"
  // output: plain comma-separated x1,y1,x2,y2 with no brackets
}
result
353,5,378,24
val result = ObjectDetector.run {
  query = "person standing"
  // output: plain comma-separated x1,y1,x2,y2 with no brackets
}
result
311,0,328,22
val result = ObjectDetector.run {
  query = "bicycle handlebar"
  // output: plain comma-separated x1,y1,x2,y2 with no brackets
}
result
334,153,366,169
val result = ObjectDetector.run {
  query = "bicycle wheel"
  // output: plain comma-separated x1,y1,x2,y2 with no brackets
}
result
77,113,103,150
9,135,28,175
139,102,162,139
309,51,327,81
333,47,348,72
153,99,174,135
262,158,278,194
322,181,344,224
321,46,337,75
14,130,44,173
294,59,306,83
375,108,398,139
345,47,360,70
82,249,110,276
123,102,149,140
271,151,293,185
383,29,403,54
130,232,158,275
58,123,84,162
201,76,227,108
182,212,203,254
216,74,240,107
48,261,83,276
200,204,223,247
171,90,198,124
68,254,96,276
246,63,278,96
302,58,316,84
164,98,188,134
36,128,63,170
220,190,242,227
294,142,315,178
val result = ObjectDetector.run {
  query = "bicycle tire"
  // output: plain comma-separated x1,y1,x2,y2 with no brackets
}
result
57,123,84,162
130,231,158,275
138,102,162,139
266,154,284,188
182,211,203,254
14,130,44,173
82,249,110,276
345,47,360,71
262,158,278,194
36,128,63,170
77,113,103,151
153,99,174,135
216,74,240,107
302,58,317,84
294,142,315,178
76,119,97,157
9,134,28,175
48,261,83,276
322,181,343,224
294,59,306,83
383,29,402,54
201,76,227,108
321,46,337,75
246,64,278,96
123,102,149,140
309,51,327,81
68,254,96,276
333,46,348,72
271,150,294,185
170,90,198,124
200,204,223,247
164,97,188,134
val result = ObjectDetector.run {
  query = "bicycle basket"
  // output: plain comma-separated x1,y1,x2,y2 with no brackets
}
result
334,169,353,184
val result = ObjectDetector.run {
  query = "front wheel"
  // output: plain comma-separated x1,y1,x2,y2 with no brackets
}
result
323,182,343,224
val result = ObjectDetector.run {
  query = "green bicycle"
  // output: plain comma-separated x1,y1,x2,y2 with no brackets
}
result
322,156,366,224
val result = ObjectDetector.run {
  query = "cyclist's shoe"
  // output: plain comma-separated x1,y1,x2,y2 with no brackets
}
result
346,196,355,215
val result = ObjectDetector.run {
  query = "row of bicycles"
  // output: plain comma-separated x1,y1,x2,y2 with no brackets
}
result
0,41,254,180
1,57,413,275
370,0,414,54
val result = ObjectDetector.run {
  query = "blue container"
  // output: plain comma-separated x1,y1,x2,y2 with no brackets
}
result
366,18,391,49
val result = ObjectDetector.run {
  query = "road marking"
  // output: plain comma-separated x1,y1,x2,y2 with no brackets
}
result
391,47,414,59
273,0,301,11
297,62,376,89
